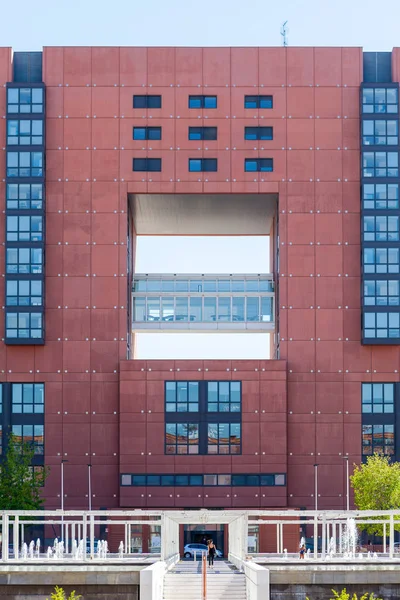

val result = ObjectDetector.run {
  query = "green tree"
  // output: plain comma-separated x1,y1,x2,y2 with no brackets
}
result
0,433,49,510
350,454,400,535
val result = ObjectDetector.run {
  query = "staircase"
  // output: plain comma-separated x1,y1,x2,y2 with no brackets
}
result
163,560,246,600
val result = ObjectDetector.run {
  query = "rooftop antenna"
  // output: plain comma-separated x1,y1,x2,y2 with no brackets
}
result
281,21,288,47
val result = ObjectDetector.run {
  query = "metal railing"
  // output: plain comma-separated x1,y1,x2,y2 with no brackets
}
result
202,553,207,600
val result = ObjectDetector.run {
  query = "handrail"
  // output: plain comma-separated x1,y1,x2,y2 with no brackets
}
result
202,553,207,600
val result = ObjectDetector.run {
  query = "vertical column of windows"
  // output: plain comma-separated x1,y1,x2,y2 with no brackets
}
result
361,85,400,342
5,85,45,344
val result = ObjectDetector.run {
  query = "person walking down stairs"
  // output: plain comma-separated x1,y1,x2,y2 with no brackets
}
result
208,539,216,568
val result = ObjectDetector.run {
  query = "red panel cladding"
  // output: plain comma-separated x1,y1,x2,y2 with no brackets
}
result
203,48,230,86
314,48,342,86
231,48,258,86
63,47,92,86
175,48,202,86
0,44,370,512
91,47,120,86
286,48,314,86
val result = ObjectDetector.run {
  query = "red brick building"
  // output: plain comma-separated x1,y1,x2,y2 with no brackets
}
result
0,46,399,550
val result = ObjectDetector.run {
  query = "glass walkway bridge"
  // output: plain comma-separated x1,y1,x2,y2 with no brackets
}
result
132,274,275,332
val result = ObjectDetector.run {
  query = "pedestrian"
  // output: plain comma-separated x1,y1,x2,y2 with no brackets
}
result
208,539,216,568
299,543,306,560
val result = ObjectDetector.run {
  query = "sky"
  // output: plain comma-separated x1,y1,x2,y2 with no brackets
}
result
0,0,399,51
2,0,397,358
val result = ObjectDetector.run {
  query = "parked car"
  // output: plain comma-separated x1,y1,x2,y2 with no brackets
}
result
183,543,222,559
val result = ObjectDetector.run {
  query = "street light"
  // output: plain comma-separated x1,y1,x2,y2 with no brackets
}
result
88,464,92,512
314,464,318,511
343,456,350,511
61,459,68,542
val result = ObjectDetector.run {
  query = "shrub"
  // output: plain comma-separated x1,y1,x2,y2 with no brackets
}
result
47,586,81,600
306,590,382,600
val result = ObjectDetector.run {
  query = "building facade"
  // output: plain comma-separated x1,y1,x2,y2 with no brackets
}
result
0,46,399,546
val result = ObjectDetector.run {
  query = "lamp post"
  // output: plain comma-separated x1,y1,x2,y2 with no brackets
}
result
314,464,318,511
343,456,350,511
88,464,92,511
61,459,68,541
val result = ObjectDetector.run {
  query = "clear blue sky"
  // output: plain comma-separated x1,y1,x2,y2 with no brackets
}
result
0,0,398,50
2,0,394,358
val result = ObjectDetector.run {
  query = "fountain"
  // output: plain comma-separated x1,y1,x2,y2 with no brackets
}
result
118,541,124,558
47,547,52,559
21,543,28,560
283,548,288,559
328,536,336,557
341,518,358,557
28,541,35,559
36,539,40,558
305,548,311,560
72,539,78,559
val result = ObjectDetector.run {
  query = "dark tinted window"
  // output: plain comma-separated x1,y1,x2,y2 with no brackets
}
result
189,158,217,172
245,158,273,172
132,475,146,486
133,127,162,140
244,126,273,140
189,127,217,141
244,95,273,109
188,95,217,109
133,95,162,109
133,158,162,172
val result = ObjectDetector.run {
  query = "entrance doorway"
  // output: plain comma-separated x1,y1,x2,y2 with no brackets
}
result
183,525,224,556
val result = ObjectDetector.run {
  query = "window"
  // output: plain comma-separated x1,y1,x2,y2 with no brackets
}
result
188,96,217,109
363,216,399,241
188,127,217,141
244,127,273,140
363,183,398,209
6,312,43,339
362,424,394,456
122,473,285,486
132,158,161,172
362,87,398,114
362,383,394,414
363,151,398,177
364,280,400,306
12,424,44,455
133,127,162,140
245,158,273,172
364,312,400,338
188,158,217,172
6,248,43,275
6,215,43,242
207,423,241,454
207,381,241,412
121,474,132,486
7,120,43,145
165,423,199,454
165,381,199,412
134,295,273,323
12,383,44,413
244,95,273,109
363,248,400,274
6,280,43,306
7,87,43,114
362,120,398,146
7,151,43,177
133,95,162,109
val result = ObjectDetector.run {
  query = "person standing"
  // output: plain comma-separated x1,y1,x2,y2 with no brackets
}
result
208,539,216,568
299,543,306,559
